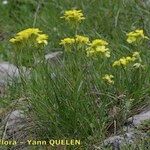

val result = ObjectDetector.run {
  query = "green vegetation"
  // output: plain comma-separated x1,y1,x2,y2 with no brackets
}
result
0,0,150,149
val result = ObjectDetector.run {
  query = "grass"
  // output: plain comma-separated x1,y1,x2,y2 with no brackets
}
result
0,0,150,149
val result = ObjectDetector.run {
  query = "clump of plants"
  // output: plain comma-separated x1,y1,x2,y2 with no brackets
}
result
8,7,150,149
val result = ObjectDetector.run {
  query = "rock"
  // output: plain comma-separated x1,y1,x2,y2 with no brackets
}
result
1,110,31,150
6,110,25,124
0,62,30,96
0,62,30,83
103,133,135,148
103,135,124,147
2,0,8,5
0,62,19,83
101,131,147,150
128,108,150,127
99,107,150,149
4,110,26,139
45,51,63,65
0,52,63,84
0,62,19,96
146,0,150,5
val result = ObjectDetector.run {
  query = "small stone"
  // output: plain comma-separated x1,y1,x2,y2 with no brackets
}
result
0,62,19,83
45,51,63,65
103,135,124,146
100,108,150,149
2,0,8,5
4,110,26,139
0,62,30,87
128,109,150,127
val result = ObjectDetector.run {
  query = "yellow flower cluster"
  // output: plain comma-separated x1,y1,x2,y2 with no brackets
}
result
36,34,48,45
86,39,110,57
89,39,108,48
102,74,114,84
126,29,148,43
10,28,48,45
61,9,85,23
59,35,89,51
59,37,75,46
112,52,140,67
75,35,90,44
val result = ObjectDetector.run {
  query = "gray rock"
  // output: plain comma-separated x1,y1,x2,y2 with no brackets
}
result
103,132,136,147
145,0,150,5
0,62,30,96
1,110,30,150
0,51,63,84
45,51,63,65
128,109,150,127
103,135,124,146
5,110,25,126
4,110,26,139
0,62,29,82
0,62,19,83
2,0,8,5
102,131,147,150
0,62,19,96
100,108,150,149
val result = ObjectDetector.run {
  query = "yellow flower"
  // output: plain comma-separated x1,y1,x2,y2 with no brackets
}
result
36,34,48,45
86,47,110,57
126,29,149,43
86,39,110,58
126,56,133,61
75,35,90,45
112,60,121,67
9,28,48,45
112,52,140,67
10,28,41,43
119,57,128,66
112,56,133,67
59,37,75,46
96,46,110,57
17,28,41,38
102,74,114,84
90,39,108,48
9,37,22,43
61,9,85,23
59,37,75,51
